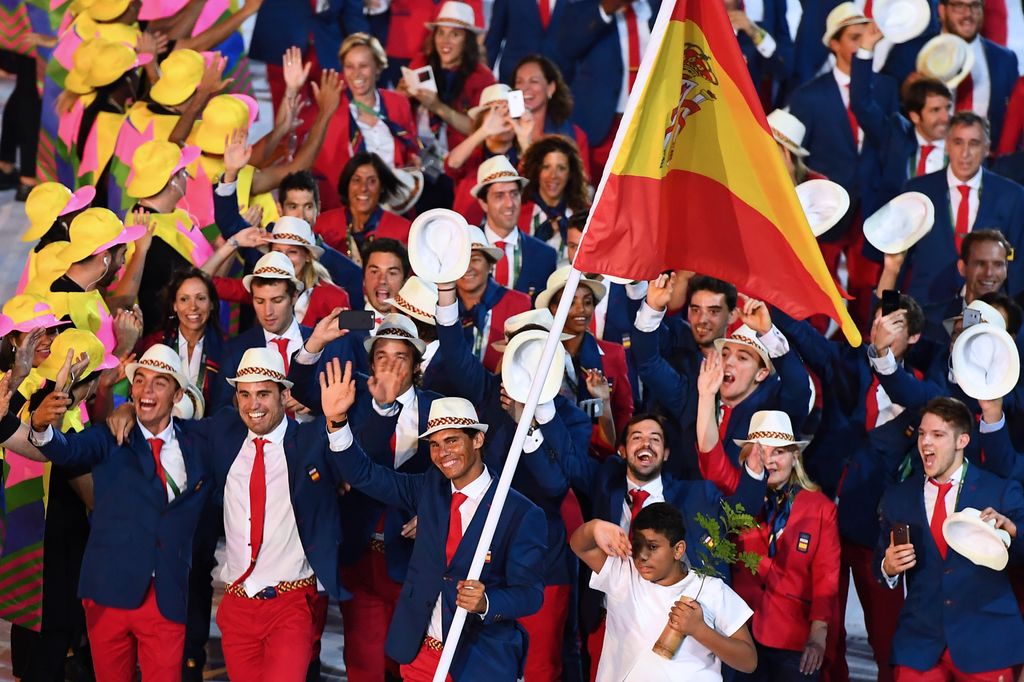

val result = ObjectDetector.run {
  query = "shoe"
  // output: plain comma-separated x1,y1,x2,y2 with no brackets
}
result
15,183,33,202
0,168,17,191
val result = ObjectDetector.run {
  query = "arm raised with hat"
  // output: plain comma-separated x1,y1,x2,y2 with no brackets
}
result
631,273,695,421
168,54,232,146
978,397,1024,482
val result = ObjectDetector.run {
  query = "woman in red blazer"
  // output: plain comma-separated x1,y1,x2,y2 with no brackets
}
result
695,357,839,682
517,135,591,262
315,33,418,210
314,152,413,263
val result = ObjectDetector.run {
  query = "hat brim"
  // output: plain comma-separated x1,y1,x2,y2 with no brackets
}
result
383,296,435,325
408,208,472,283
863,191,935,254
733,436,809,450
383,168,425,215
62,185,97,216
226,373,295,389
796,179,851,237
138,0,190,20
918,40,976,88
950,324,1020,400
125,362,189,390
91,224,148,257
471,174,528,200
419,420,489,439
10,315,71,333
264,237,325,259
473,244,505,262
491,331,572,352
426,19,484,33
534,277,607,312
822,16,871,46
770,128,810,157
943,511,1011,571
242,272,306,293
713,336,776,375
364,332,428,355
875,0,931,43
501,329,566,403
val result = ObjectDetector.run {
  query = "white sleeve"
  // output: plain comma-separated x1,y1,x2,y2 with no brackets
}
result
435,301,459,327
880,559,900,589
867,347,899,376
598,5,615,23
712,580,754,637
589,554,631,600
755,30,777,59
634,300,666,333
758,325,790,358
28,424,54,447
624,280,649,301
372,400,401,417
327,422,355,451
294,346,322,366
214,179,237,196
979,414,1006,433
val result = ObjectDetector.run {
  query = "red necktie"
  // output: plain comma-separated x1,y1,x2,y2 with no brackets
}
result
929,479,954,559
538,0,551,29
270,337,291,374
956,73,974,112
445,492,468,564
718,404,733,441
231,437,268,588
627,488,650,527
916,144,935,176
865,377,880,431
863,0,873,17
844,84,859,146
955,184,972,251
148,438,167,495
493,240,509,286
624,4,641,91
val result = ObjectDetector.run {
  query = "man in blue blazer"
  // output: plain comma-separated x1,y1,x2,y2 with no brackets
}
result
728,0,794,109
900,112,1024,306
22,345,212,682
878,397,1024,678
485,0,571,84
322,362,547,682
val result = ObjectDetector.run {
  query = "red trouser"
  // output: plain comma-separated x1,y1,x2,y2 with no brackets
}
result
824,539,903,682
339,547,403,681
519,583,572,681
399,639,453,682
895,649,1014,681
83,585,185,682
216,585,318,682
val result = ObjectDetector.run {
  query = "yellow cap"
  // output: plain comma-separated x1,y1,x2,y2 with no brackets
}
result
65,38,140,94
36,328,118,383
150,49,205,107
61,208,145,264
23,183,97,243
85,0,131,21
2,295,68,331
193,95,252,154
126,140,200,198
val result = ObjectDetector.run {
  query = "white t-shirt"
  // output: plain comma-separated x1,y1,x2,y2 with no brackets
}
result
590,557,752,682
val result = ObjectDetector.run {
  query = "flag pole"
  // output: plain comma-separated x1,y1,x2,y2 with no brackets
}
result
431,267,583,681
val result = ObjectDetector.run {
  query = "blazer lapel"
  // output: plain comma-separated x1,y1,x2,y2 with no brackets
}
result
135,426,165,502
608,470,627,524
452,475,499,566
281,419,303,499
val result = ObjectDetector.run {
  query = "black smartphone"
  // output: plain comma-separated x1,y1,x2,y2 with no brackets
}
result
892,522,911,547
337,310,376,331
881,289,901,317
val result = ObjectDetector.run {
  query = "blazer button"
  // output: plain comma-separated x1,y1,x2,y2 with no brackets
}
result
944,599,953,607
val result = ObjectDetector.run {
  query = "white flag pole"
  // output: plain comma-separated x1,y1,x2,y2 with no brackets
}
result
431,267,583,681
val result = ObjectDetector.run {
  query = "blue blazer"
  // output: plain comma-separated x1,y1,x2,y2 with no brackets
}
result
900,168,1024,305
558,0,661,145
514,231,558,298
877,464,1024,673
787,0,843,90
736,0,793,99
329,440,546,679
248,0,369,71
38,422,212,624
485,0,572,84
181,409,350,600
981,38,1020,147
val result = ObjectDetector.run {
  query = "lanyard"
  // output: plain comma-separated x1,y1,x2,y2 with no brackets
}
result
471,310,492,360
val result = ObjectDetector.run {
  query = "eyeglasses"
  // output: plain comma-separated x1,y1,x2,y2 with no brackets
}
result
946,1,983,13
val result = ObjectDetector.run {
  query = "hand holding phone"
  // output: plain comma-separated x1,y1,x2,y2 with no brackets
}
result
507,90,525,118
891,522,911,547
883,521,916,577
338,310,377,331
881,289,901,317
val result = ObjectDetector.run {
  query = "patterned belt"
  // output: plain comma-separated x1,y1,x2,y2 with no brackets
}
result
423,636,444,652
224,575,316,600
369,538,387,554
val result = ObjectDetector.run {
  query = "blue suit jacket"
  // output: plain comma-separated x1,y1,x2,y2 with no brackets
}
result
181,409,350,600
788,0,842,90
248,0,369,70
559,0,661,144
329,440,546,679
901,168,1024,305
736,0,793,98
877,464,1024,673
485,0,572,84
514,231,558,298
38,422,212,624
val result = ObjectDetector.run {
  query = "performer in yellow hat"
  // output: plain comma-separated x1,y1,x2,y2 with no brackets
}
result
16,183,97,295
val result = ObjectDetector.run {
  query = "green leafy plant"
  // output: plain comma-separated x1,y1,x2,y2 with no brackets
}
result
692,501,762,582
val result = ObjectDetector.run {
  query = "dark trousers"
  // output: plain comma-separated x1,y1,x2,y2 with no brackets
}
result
0,50,41,177
10,623,75,682
182,500,222,678
736,641,819,682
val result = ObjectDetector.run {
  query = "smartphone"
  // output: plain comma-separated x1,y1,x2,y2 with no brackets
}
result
507,90,525,118
402,65,437,93
962,307,983,329
892,522,911,547
881,289,901,317
337,309,376,331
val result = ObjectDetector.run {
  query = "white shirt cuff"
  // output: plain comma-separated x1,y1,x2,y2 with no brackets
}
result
373,399,401,417
744,463,766,480
214,179,237,196
856,47,874,60
435,301,459,327
979,414,1006,433
479,593,490,619
758,325,790,358
295,346,322,365
624,280,648,301
29,424,54,447
327,422,354,451
755,30,777,59
598,5,614,22
868,347,898,376
535,400,556,425
634,300,666,333
523,426,544,453
880,558,899,589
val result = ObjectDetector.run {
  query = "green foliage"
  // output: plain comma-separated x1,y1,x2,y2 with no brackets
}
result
691,501,762,579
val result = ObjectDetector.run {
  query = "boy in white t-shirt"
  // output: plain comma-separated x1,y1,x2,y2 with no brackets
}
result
570,502,757,681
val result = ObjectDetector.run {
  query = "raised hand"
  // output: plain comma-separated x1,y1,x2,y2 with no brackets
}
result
594,520,632,558
320,358,357,422
0,372,13,417
106,402,136,445
282,389,313,416
11,327,45,390
584,368,611,401
137,31,168,58
871,310,907,355
113,306,143,357
697,350,724,397
480,106,512,137
305,308,349,354
646,272,676,312
367,354,408,406
199,53,231,95
31,390,71,431
737,294,772,334
312,69,343,117
282,46,311,94
223,128,253,176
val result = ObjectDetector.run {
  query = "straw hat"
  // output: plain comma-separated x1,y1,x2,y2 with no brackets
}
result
733,410,809,450
501,329,567,403
243,251,306,293
471,155,528,199
873,0,931,44
173,383,205,420
383,167,424,215
226,347,294,388
767,110,809,157
23,183,96,243
822,2,871,46
192,94,259,154
126,141,201,198
943,507,1012,571
2,295,70,332
149,49,205,107
426,1,483,33
534,265,608,311
468,83,512,119
917,34,975,88
407,208,472,283
365,313,428,355
467,224,505,262
419,397,488,438
60,208,146,264
796,179,851,237
951,323,1019,400
491,308,573,352
264,216,325,259
713,324,776,375
126,343,189,390
384,277,438,325
864,191,935,254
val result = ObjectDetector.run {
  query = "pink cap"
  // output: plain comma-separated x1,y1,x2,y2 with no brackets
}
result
60,185,97,216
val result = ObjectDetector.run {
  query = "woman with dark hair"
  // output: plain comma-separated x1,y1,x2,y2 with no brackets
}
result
518,135,591,259
514,54,592,180
141,267,225,404
315,151,412,262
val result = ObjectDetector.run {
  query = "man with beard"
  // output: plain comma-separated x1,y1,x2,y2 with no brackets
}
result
362,239,411,336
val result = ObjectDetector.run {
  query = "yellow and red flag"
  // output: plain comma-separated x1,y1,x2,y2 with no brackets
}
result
573,0,861,345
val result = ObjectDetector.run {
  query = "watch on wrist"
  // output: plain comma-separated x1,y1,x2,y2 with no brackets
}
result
330,416,348,429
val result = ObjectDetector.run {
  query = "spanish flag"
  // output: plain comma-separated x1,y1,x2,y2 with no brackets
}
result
573,0,861,346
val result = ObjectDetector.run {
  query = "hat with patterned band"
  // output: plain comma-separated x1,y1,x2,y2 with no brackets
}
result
243,251,306,293
226,347,294,389
126,343,189,390
713,324,776,375
384,276,438,326
733,410,809,450
419,397,489,438
365,313,428,355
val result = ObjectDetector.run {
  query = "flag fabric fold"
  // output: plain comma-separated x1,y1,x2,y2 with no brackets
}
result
573,0,862,346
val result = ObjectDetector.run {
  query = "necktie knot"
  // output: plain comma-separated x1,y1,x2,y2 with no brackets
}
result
270,338,291,374
253,437,268,456
628,488,650,525
958,184,971,200
930,478,954,496
495,240,506,249
147,437,164,457
451,491,468,509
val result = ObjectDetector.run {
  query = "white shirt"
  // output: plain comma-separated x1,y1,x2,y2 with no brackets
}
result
372,385,419,469
221,417,315,597
863,347,910,428
620,475,665,530
139,420,187,502
832,66,862,150
263,317,304,364
915,131,946,176
428,467,493,642
294,289,312,325
591,558,753,681
176,333,205,386
966,36,992,119
421,339,440,372
350,90,396,165
599,0,653,114
947,165,982,234
484,222,521,289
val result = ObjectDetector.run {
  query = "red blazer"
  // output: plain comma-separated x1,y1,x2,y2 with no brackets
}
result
385,0,485,61
449,146,488,227
408,57,496,150
596,338,633,455
314,207,412,256
212,278,350,326
481,287,531,372
314,88,417,210
998,76,1024,154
